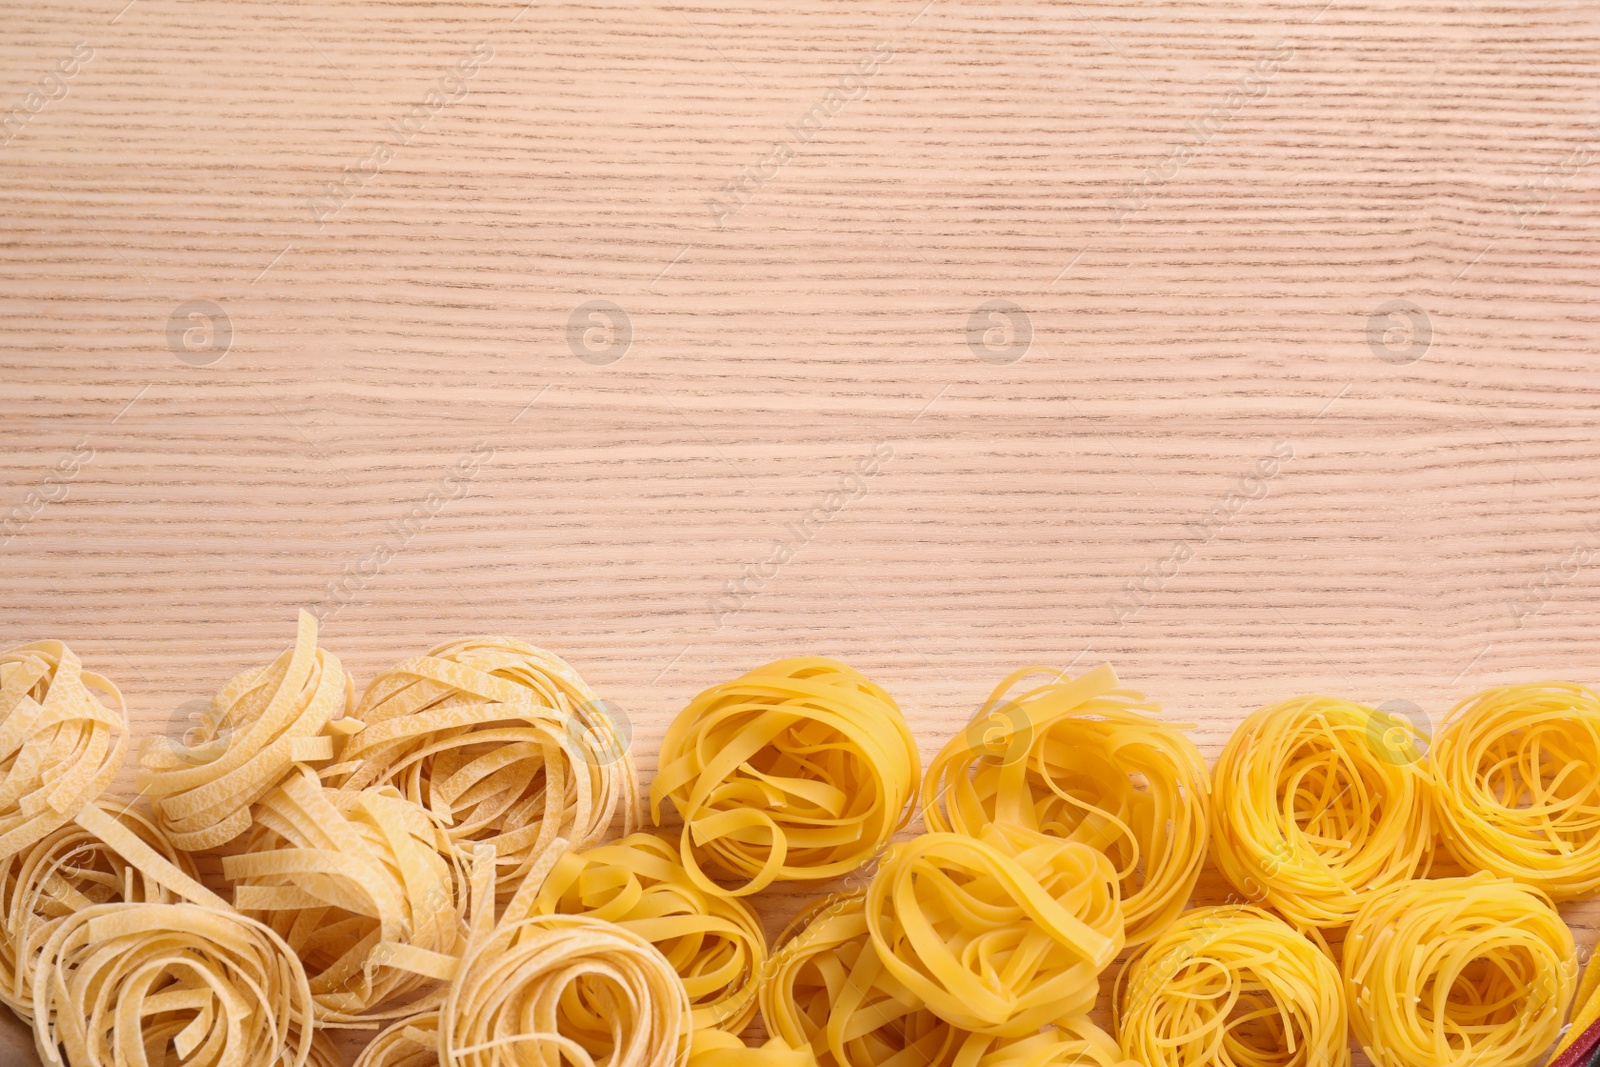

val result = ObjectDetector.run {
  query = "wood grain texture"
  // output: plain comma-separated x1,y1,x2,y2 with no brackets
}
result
3,0,1599,1062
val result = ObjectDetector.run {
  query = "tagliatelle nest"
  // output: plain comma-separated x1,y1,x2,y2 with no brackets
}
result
222,767,471,1027
532,831,766,1032
651,658,919,897
0,801,198,1023
31,901,316,1067
138,610,352,851
332,636,639,900
441,912,691,1067
0,641,128,861
922,662,1209,946
355,1012,441,1067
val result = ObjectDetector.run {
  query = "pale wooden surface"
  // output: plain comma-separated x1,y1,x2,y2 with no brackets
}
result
4,0,1600,1063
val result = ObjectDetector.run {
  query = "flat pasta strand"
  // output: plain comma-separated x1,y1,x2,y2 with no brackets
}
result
31,901,315,1067
1208,695,1434,930
1431,682,1600,901
138,611,352,851
0,801,198,1022
531,831,766,1032
355,1013,442,1067
221,767,470,1027
922,663,1209,945
651,658,919,897
1342,873,1575,1067
334,636,638,902
1115,904,1348,1067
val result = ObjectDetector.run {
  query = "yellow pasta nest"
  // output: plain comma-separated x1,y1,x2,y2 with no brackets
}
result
0,641,128,860
335,635,638,900
355,1013,440,1067
440,913,691,1067
864,825,1122,1036
651,658,919,897
1342,873,1575,1067
689,1030,819,1067
531,831,766,1031
1115,904,1348,1067
1209,695,1434,930
1431,682,1600,901
0,801,197,1022
31,901,315,1067
222,768,470,1027
922,662,1209,945
761,889,1130,1067
138,610,352,851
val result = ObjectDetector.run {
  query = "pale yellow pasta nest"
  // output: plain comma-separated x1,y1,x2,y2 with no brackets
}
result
334,635,638,900
1431,682,1600,901
0,800,197,1022
1115,904,1348,1067
31,901,315,1067
0,641,128,860
440,912,691,1067
922,662,1209,945
355,1012,441,1067
651,658,919,897
138,610,353,851
1342,873,1575,1067
761,886,1131,1067
531,831,766,1031
222,766,471,1027
1209,695,1434,930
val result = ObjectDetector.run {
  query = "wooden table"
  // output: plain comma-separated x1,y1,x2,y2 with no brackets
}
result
3,0,1598,1062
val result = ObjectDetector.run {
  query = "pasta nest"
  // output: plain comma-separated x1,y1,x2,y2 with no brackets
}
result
1342,873,1576,1067
1208,695,1434,930
1431,682,1600,900
222,767,471,1027
0,801,197,1022
0,640,128,861
30,901,315,1067
922,663,1208,945
530,831,766,1032
355,1012,441,1067
651,658,919,897
1115,904,1348,1067
138,610,352,851
334,635,638,900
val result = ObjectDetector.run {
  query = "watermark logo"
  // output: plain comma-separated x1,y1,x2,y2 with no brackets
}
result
168,300,233,366
561,699,632,768
966,300,1032,365
1366,299,1431,365
957,698,1032,767
567,300,631,365
144,698,236,767
1365,699,1430,765
0,42,92,149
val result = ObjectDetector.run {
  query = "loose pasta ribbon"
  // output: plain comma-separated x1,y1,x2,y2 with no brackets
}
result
1342,873,1575,1067
1431,682,1600,901
138,610,352,851
651,658,919,897
334,635,639,901
922,663,1208,945
1115,904,1348,1067
531,831,766,1031
1208,695,1434,930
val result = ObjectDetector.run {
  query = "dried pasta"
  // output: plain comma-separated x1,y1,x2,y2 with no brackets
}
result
531,831,766,1031
138,610,352,851
222,767,470,1027
688,1030,818,1067
1209,695,1434,930
1431,682,1600,901
863,826,1122,1037
440,912,690,1067
1342,873,1575,1067
0,801,197,1022
1115,904,1348,1067
922,662,1208,945
333,635,638,900
651,658,919,897
355,1013,441,1067
31,901,315,1067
